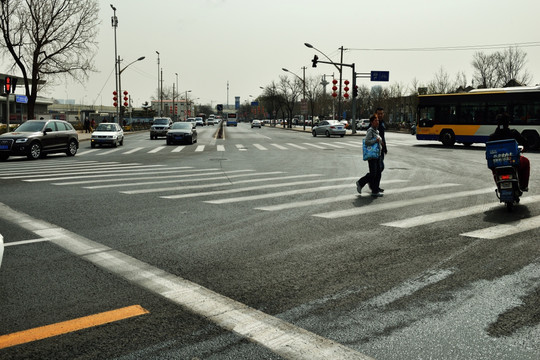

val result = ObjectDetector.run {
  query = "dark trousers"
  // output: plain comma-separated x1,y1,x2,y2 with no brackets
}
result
359,158,382,192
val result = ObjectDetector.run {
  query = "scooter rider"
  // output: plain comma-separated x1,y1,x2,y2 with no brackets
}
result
488,113,530,192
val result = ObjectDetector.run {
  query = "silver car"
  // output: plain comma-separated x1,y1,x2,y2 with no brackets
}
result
91,122,124,148
312,120,346,137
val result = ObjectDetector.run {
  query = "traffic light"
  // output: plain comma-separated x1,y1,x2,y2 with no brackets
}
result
5,76,11,93
353,85,358,98
311,55,318,68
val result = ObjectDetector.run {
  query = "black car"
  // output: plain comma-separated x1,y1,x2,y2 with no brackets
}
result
0,119,79,161
166,122,198,145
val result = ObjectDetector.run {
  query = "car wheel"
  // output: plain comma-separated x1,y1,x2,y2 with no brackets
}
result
340,134,345,137
66,139,78,156
312,130,317,137
325,130,330,137
120,137,124,146
166,139,171,145
27,142,42,160
91,143,95,148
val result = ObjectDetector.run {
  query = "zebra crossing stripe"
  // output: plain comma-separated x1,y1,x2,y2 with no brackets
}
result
341,142,362,148
302,143,326,149
383,195,540,228
286,143,307,150
96,148,122,156
148,146,166,153
217,145,225,152
319,142,344,149
236,144,247,151
123,147,144,154
271,143,287,150
76,149,99,156
171,146,185,153
253,144,268,150
195,145,205,152
4,163,156,180
461,214,540,239
313,187,493,219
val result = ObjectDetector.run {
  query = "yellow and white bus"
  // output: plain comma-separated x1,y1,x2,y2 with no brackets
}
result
416,86,540,148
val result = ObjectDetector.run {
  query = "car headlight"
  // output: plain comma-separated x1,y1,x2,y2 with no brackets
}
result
15,138,29,143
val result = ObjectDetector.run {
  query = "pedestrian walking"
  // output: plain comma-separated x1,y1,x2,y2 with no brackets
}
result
84,119,90,133
356,115,384,197
376,107,388,172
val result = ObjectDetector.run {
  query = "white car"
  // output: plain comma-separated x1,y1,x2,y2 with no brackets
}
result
195,117,204,127
251,120,262,128
91,122,124,148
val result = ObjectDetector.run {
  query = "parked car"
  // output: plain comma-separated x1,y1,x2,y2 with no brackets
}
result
150,117,173,139
251,120,262,128
166,122,198,145
339,120,350,129
312,120,346,137
90,122,124,148
359,119,370,130
0,119,79,161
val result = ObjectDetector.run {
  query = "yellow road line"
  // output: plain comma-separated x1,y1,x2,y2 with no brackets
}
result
0,305,149,349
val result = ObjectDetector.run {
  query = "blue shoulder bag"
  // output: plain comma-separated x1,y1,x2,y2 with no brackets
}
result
362,139,380,161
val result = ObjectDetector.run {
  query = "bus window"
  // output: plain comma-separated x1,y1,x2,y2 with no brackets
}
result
418,106,435,127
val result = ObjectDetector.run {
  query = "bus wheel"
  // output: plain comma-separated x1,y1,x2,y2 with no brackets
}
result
440,130,455,146
463,142,472,147
522,130,540,149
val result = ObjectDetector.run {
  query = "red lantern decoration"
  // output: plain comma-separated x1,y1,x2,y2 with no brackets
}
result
332,92,338,98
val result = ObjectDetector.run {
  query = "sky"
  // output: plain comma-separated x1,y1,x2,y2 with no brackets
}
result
40,0,540,109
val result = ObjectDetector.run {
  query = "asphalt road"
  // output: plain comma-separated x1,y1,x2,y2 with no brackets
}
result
1,123,539,359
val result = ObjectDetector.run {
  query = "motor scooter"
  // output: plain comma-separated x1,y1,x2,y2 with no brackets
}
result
486,139,522,211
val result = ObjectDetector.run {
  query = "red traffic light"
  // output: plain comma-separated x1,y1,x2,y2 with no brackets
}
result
5,76,11,92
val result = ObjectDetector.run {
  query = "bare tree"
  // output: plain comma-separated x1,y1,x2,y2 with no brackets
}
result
0,0,99,118
427,67,452,94
495,46,531,86
472,51,498,88
277,75,301,128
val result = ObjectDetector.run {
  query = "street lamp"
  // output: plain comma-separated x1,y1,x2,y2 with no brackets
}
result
156,51,161,117
305,42,344,120
118,56,145,125
282,67,307,130
111,4,119,123
174,73,179,121
182,90,192,120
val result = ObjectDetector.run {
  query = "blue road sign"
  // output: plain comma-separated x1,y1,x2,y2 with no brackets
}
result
216,104,223,111
251,101,259,106
371,71,390,82
16,95,28,103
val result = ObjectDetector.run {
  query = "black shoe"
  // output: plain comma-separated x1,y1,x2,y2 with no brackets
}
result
522,187,528,192
356,180,363,194
378,188,384,193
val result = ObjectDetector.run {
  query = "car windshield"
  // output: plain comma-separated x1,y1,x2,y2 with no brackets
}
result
171,122,191,130
327,120,340,125
14,121,46,132
154,119,169,125
96,124,116,131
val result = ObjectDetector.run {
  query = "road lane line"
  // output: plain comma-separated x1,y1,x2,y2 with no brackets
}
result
270,143,287,150
236,144,247,151
302,143,326,149
195,145,205,152
171,146,185,153
76,149,100,156
22,165,165,182
0,202,372,360
319,142,345,149
461,214,540,239
383,195,540,228
96,148,122,155
217,145,225,151
313,187,492,219
4,238,50,246
0,305,149,349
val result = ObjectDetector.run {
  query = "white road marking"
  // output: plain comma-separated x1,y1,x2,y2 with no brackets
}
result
195,145,205,152
123,147,144,154
302,143,326,149
270,143,287,150
148,146,166,153
217,145,225,152
4,238,50,247
383,195,540,228
236,144,247,151
158,175,326,198
253,143,268,150
341,142,362,148
76,149,100,156
313,187,493,219
319,142,345,149
461,214,540,239
0,202,372,360
171,146,185,153
96,148,122,155
286,143,307,150
21,165,165,182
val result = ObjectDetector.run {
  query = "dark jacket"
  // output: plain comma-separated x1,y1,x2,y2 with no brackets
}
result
378,121,387,154
489,127,529,151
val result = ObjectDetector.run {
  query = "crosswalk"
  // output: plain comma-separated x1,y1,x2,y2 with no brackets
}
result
74,139,413,156
3,159,538,241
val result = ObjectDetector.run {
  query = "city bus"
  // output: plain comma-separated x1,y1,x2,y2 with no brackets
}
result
416,86,540,148
226,112,238,127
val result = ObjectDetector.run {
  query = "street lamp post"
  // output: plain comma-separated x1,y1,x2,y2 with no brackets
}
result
282,67,307,130
156,51,160,117
118,56,145,126
305,43,344,120
110,5,119,123
182,90,192,120
174,73,179,121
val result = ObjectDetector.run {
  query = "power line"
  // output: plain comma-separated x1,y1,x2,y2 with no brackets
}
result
348,41,540,52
